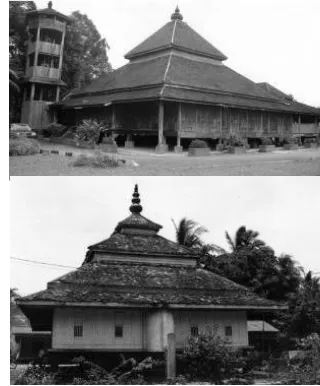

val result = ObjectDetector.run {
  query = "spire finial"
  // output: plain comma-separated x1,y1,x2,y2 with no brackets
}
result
171,5,183,21
129,184,143,214
48,1,53,9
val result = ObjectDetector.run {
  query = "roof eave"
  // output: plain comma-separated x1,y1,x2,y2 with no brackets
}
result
16,300,287,311
125,44,227,62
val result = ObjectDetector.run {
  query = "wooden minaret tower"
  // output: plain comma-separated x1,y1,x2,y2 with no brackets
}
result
20,1,69,130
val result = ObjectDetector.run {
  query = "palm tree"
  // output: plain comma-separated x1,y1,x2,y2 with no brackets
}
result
225,225,267,252
172,217,225,254
9,69,20,94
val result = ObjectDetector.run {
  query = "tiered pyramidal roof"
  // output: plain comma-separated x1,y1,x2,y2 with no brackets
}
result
19,186,285,317
125,7,227,61
61,7,317,114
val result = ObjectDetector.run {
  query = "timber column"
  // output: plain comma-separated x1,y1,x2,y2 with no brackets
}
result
174,103,183,153
155,101,168,153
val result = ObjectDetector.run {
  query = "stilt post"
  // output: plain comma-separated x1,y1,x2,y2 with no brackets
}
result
174,103,183,153
166,333,176,380
156,100,168,153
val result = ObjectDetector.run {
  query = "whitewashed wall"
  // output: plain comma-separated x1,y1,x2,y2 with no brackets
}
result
52,308,143,350
52,308,248,351
173,310,248,348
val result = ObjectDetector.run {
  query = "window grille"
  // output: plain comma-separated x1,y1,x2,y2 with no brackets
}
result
191,326,199,336
74,324,83,338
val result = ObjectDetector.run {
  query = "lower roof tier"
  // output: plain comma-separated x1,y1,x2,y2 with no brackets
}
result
19,261,286,310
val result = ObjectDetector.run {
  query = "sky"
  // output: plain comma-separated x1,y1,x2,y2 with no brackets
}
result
10,177,320,296
32,0,320,107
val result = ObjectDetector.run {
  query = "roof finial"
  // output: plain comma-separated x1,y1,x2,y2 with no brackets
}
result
129,184,143,214
171,5,183,21
48,1,53,9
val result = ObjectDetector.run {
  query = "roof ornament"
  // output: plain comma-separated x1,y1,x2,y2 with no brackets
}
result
48,1,53,9
129,184,143,214
171,5,183,21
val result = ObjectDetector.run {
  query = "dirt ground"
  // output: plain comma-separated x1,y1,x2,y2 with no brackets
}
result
9,141,320,176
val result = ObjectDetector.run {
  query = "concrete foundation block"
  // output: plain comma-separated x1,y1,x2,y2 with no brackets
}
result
125,141,134,148
174,145,183,153
155,144,168,153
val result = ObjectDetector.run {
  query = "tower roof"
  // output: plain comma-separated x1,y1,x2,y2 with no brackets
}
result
27,1,70,22
125,7,227,61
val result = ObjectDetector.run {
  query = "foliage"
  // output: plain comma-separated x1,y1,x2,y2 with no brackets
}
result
15,366,55,385
9,138,40,156
304,138,316,144
9,2,36,122
226,135,246,148
225,225,269,252
204,226,302,303
172,218,225,258
71,153,123,168
283,137,298,145
261,137,274,146
41,123,68,138
188,139,208,149
287,334,320,384
74,120,101,142
62,11,112,95
285,271,320,337
179,326,247,382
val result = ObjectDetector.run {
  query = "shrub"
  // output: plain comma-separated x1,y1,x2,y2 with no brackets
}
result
179,326,247,382
9,138,40,156
304,138,316,145
261,137,274,146
226,135,245,147
41,123,67,138
288,334,320,384
71,154,123,168
283,137,298,145
189,139,208,149
15,366,55,385
74,120,101,143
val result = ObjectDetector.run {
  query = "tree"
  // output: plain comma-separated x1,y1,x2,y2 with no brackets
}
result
286,271,320,337
225,225,268,252
9,2,36,123
62,11,112,95
172,218,225,257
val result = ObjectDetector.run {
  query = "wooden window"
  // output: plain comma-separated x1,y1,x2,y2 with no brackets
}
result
225,325,232,337
74,324,83,338
115,325,123,338
191,325,199,336
115,312,124,338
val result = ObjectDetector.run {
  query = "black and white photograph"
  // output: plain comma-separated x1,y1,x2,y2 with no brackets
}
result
7,0,320,385
9,0,320,176
10,177,320,384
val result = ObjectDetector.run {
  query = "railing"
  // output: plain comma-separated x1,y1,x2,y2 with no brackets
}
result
39,19,65,32
26,66,60,79
28,18,66,32
292,123,318,135
38,42,61,56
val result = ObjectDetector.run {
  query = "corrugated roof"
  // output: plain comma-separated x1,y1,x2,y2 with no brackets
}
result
247,320,279,332
19,262,284,310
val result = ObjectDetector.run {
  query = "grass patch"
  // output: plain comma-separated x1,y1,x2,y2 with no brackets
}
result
9,138,40,156
71,153,124,168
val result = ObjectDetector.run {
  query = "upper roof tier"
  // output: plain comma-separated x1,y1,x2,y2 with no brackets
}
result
125,7,227,61
84,184,199,262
